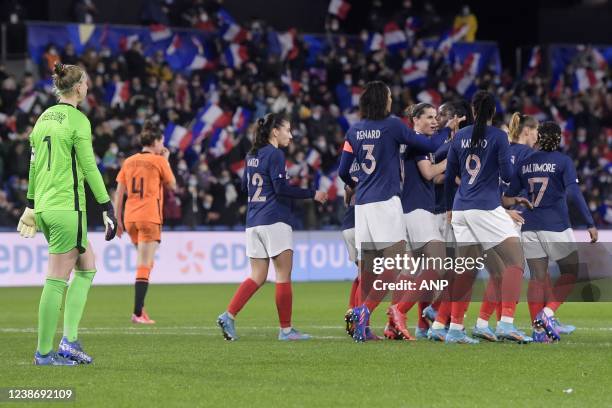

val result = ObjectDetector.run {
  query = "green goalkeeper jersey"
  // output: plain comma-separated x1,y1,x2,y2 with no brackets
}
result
26,103,110,213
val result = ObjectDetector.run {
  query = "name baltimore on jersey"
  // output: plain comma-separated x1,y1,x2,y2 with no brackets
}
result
521,162,558,174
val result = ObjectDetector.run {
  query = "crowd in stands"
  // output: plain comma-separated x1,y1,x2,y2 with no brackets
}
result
0,1,610,230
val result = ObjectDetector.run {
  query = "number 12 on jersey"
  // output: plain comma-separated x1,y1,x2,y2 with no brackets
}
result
248,172,266,202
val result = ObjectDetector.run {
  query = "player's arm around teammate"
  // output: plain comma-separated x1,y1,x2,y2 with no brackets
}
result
114,121,176,324
16,63,117,365
217,113,327,341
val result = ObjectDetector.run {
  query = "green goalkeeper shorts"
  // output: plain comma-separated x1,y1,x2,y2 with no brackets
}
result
35,210,88,254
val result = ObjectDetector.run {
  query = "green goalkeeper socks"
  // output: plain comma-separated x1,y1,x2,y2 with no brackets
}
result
37,278,67,355
63,270,96,342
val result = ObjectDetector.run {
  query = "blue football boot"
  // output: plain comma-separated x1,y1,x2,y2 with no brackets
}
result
533,311,561,341
415,327,429,340
352,305,370,343
471,326,499,342
217,312,238,341
532,328,552,343
445,329,480,344
278,328,311,341
427,327,448,342
550,316,575,335
58,337,93,364
421,305,437,323
495,322,533,343
33,351,78,366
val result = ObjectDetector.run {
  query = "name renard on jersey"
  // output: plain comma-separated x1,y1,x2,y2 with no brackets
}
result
460,138,488,149
522,163,557,174
356,129,381,139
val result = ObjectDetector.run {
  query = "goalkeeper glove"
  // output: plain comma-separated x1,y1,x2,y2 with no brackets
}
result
17,202,36,238
101,201,118,241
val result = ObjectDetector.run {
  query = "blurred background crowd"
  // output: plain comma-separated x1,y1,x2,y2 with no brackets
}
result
0,0,610,230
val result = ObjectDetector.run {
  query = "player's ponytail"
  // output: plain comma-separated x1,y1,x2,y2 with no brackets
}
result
470,91,495,152
141,120,163,147
52,62,86,99
508,112,537,142
249,112,288,155
537,121,562,152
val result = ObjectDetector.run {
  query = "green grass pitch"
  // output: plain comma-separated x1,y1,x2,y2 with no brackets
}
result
1,282,610,407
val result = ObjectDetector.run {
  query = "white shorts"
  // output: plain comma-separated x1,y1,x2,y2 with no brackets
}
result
435,212,456,245
522,229,577,261
452,206,520,250
245,222,293,258
404,209,444,250
342,228,357,263
355,196,405,256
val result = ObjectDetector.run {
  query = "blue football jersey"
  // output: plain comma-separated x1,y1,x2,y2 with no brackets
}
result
341,159,360,231
401,149,434,213
343,115,444,205
507,150,585,232
244,145,293,228
445,125,513,211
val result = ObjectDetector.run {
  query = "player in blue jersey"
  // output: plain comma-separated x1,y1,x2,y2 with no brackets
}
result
427,100,474,341
504,121,598,342
217,113,327,341
338,81,461,342
386,102,450,341
472,111,539,341
342,159,361,337
444,91,533,344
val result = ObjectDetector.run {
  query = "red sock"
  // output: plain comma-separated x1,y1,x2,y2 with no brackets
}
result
275,282,292,328
349,277,360,308
227,278,260,316
546,273,577,312
435,301,451,325
417,302,430,329
397,269,437,313
364,268,395,312
527,279,546,321
495,302,502,322
479,277,500,321
449,270,476,325
501,266,524,319
432,300,441,310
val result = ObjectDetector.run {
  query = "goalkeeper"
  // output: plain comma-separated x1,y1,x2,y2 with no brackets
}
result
17,63,117,366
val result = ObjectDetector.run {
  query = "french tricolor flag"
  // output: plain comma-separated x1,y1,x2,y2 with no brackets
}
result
384,22,407,53
416,89,442,106
437,24,469,55
164,123,192,151
221,22,248,43
17,91,37,113
524,46,541,78
573,67,601,92
166,34,181,55
232,107,252,133
351,86,362,107
230,159,246,177
192,104,232,144
188,54,213,71
224,44,248,68
305,148,321,170
150,24,172,42
328,0,351,20
119,34,140,52
208,128,235,158
402,58,428,86
281,70,301,95
278,29,298,60
365,32,384,52
448,53,481,95
105,81,130,107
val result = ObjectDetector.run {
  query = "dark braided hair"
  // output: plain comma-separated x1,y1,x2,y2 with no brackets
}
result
470,91,496,152
359,81,390,121
537,121,562,152
249,112,288,155
450,99,473,128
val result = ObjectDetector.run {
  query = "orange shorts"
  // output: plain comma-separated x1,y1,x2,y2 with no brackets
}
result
126,222,161,245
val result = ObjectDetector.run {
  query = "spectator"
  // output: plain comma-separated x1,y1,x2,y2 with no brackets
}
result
453,5,478,42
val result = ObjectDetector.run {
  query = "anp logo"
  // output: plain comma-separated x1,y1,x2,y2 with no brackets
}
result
177,241,205,273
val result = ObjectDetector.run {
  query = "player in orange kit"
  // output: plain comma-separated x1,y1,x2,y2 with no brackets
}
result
114,121,176,324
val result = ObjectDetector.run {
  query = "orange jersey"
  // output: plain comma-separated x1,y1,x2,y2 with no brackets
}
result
116,153,175,224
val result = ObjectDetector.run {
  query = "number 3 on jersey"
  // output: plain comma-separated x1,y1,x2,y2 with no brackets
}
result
465,154,481,185
361,144,376,174
249,172,266,202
